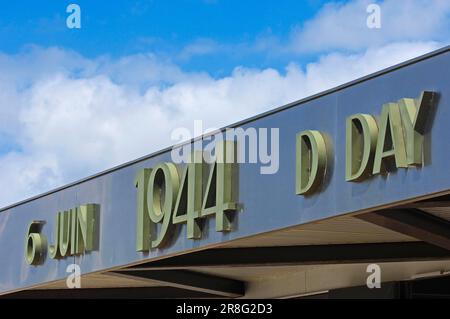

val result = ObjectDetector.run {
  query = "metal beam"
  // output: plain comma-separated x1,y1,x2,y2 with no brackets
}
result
120,242,450,270
110,270,245,298
357,209,450,250
1,287,217,299
328,274,450,299
400,195,450,208
328,281,410,299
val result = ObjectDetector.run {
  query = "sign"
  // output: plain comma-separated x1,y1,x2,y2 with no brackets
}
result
296,91,437,195
135,140,239,251
23,90,439,261
25,204,99,265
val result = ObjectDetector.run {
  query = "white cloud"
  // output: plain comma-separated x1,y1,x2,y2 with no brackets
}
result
163,0,450,60
0,40,441,208
178,39,222,61
290,0,450,53
0,152,61,205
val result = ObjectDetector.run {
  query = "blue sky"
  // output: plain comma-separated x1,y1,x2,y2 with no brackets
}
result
1,0,449,76
0,0,330,75
0,0,449,207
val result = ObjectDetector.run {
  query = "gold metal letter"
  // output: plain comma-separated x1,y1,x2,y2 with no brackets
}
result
49,213,62,259
201,141,238,232
25,221,47,266
71,204,97,255
135,169,152,251
398,91,436,165
147,163,180,248
345,114,378,182
296,130,327,195
372,103,407,174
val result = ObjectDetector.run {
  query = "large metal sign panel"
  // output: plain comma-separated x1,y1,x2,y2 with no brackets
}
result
0,48,449,294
